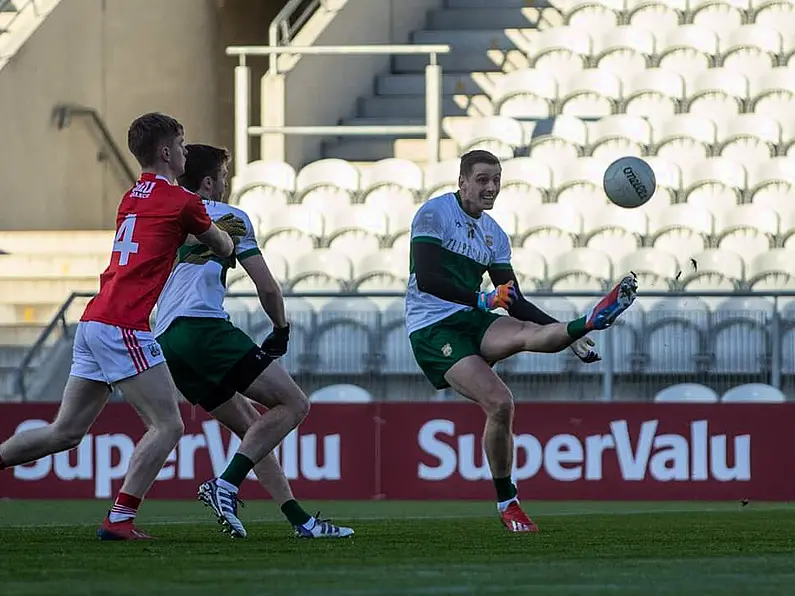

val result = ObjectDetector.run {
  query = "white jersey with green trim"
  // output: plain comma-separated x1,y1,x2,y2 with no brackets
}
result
154,199,260,337
405,192,512,335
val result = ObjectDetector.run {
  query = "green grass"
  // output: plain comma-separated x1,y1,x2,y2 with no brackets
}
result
1,500,795,595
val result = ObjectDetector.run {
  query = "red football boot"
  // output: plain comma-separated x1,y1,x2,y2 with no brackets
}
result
97,516,155,541
499,501,540,533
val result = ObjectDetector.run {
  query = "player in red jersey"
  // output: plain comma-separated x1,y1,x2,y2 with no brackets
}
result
0,113,242,540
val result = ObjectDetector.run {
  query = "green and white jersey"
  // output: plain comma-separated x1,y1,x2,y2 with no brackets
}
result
154,200,260,336
405,192,512,335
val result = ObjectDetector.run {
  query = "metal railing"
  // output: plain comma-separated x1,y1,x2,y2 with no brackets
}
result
268,0,330,73
225,43,450,169
12,289,795,402
52,104,136,185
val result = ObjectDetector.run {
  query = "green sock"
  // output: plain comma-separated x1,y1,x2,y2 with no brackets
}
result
566,316,587,340
219,453,255,488
281,499,312,526
493,476,517,503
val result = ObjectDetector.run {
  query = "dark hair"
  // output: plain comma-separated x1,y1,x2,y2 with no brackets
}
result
127,112,183,168
178,144,231,192
459,149,501,178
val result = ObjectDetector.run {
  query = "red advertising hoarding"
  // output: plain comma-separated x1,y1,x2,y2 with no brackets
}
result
0,403,789,500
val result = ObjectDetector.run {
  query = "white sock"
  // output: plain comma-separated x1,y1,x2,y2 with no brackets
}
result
497,497,518,513
216,478,238,494
302,517,316,530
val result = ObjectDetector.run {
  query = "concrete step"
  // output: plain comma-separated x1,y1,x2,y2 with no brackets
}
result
411,29,544,53
323,138,460,163
393,51,529,74
359,95,494,119
429,7,557,30
0,326,47,346
376,72,505,96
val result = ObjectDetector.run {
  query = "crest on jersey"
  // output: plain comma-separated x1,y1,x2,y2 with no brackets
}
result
148,343,162,358
441,343,453,357
485,235,493,247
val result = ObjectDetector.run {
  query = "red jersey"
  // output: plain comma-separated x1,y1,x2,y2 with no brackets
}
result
81,173,212,331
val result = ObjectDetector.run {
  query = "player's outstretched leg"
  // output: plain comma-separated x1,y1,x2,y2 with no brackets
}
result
583,273,638,331
444,357,538,533
98,364,185,541
209,394,354,538
198,361,309,538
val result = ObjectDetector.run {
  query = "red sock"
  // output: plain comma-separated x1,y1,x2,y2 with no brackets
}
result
108,492,141,523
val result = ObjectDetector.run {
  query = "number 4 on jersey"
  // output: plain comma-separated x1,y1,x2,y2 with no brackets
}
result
113,214,139,266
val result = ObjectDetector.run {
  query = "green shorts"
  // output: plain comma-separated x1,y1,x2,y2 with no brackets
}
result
409,309,502,390
156,317,272,412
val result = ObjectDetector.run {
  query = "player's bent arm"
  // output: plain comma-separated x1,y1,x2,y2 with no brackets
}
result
195,224,235,258
412,240,479,307
240,253,288,328
487,265,558,325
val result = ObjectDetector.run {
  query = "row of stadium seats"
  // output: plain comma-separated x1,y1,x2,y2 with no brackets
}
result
234,247,795,293
653,382,786,402
306,382,789,403
233,152,794,210
222,296,795,375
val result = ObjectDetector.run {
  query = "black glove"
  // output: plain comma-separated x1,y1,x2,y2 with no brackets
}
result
262,324,290,358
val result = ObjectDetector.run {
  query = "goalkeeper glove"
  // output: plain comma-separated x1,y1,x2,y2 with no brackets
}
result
570,336,601,363
262,324,290,358
214,213,248,238
476,280,518,311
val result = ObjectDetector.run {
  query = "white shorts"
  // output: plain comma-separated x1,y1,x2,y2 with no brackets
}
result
70,320,166,384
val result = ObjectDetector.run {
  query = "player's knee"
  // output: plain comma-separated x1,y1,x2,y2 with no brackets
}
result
292,393,310,425
156,416,184,446
482,389,514,424
53,424,86,451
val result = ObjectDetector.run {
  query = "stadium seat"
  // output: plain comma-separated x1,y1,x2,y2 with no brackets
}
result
261,250,289,285
492,70,558,119
648,204,713,257
567,2,621,32
650,114,717,169
500,157,553,203
587,115,652,161
686,69,749,126
558,69,622,118
313,298,378,374
715,114,780,168
309,384,374,403
680,248,744,291
622,68,685,118
530,27,592,76
352,250,407,291
627,2,681,37
583,209,646,263
422,159,461,200
753,1,795,55
681,157,746,210
519,204,582,258
654,384,719,403
715,205,778,261
721,383,786,403
526,115,589,168
261,205,324,243
553,156,613,214
656,25,718,89
231,159,296,200
645,298,710,373
295,158,360,204
549,248,612,291
618,248,679,290
592,27,656,81
641,156,682,205
360,158,423,206
510,247,548,289
691,2,745,39
289,249,353,293
719,25,781,80
747,249,795,290
327,228,381,263
712,297,773,373
456,116,526,160
748,158,795,213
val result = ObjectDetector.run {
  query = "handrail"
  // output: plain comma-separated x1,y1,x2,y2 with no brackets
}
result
52,104,136,185
268,0,328,73
225,43,451,170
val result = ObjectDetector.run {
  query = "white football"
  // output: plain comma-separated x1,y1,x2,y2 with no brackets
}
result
603,156,656,209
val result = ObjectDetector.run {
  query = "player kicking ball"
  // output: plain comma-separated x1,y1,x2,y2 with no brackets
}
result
407,149,638,533
0,113,242,540
154,144,353,540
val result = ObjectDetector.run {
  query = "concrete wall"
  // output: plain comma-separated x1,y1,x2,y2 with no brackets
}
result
0,0,222,231
260,0,443,168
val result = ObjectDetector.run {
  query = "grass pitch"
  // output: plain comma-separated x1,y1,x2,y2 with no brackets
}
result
1,500,794,595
